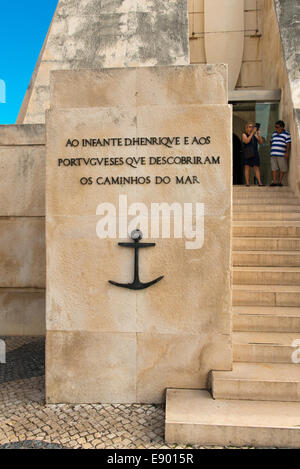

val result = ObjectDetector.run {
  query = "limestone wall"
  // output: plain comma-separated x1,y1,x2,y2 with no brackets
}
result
0,125,46,335
45,65,232,404
262,0,300,195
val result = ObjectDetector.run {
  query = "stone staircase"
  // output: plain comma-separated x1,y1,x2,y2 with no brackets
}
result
165,185,300,448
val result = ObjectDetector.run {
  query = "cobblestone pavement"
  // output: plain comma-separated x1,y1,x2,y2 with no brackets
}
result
0,337,248,450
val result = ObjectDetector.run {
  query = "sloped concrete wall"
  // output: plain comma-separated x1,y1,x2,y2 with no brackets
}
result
262,0,300,195
274,0,300,109
274,0,300,195
17,0,189,124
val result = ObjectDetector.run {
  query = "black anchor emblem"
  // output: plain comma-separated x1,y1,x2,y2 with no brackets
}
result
109,230,164,290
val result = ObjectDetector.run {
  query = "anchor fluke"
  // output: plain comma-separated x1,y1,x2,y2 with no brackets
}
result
109,276,164,291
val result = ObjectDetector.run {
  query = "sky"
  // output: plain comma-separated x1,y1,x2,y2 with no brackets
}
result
0,0,58,124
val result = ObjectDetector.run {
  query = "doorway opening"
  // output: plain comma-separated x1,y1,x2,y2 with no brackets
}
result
230,101,280,185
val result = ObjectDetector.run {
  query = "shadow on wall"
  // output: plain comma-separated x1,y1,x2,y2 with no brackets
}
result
233,134,243,185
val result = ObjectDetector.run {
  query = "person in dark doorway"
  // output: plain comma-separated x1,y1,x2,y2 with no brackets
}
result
242,122,264,186
270,120,291,186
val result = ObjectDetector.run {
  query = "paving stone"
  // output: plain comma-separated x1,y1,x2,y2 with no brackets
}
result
0,337,248,449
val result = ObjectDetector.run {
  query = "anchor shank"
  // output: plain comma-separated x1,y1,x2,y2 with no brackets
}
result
134,246,140,285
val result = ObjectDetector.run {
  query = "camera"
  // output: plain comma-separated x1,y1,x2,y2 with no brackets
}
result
255,123,261,130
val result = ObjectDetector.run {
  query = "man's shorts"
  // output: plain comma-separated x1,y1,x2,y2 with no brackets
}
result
271,156,288,172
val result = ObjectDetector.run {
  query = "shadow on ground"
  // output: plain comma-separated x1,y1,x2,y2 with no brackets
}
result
0,337,45,384
0,440,67,449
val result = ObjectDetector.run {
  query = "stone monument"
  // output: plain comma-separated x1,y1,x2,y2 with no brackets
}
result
45,64,232,403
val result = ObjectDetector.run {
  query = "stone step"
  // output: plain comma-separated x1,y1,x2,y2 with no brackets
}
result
165,389,300,448
233,306,300,332
234,204,300,213
233,221,300,238
233,251,300,267
233,267,300,285
233,185,292,193
233,332,300,363
211,363,300,401
232,236,300,254
233,212,300,221
234,197,300,205
233,192,296,200
233,284,300,307
233,187,294,193
233,237,300,251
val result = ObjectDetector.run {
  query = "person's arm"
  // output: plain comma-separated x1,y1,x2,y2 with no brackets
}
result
255,130,263,145
242,127,256,144
285,142,291,158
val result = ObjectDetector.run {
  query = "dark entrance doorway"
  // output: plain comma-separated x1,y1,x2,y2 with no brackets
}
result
230,101,280,186
233,133,243,185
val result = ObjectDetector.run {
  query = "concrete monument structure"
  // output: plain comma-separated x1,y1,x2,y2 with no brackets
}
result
1,0,300,448
45,65,232,403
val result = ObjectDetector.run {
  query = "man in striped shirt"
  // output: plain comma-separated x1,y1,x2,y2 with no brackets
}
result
270,120,291,186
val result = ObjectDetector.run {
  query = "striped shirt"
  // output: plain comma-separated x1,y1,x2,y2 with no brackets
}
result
271,130,291,157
